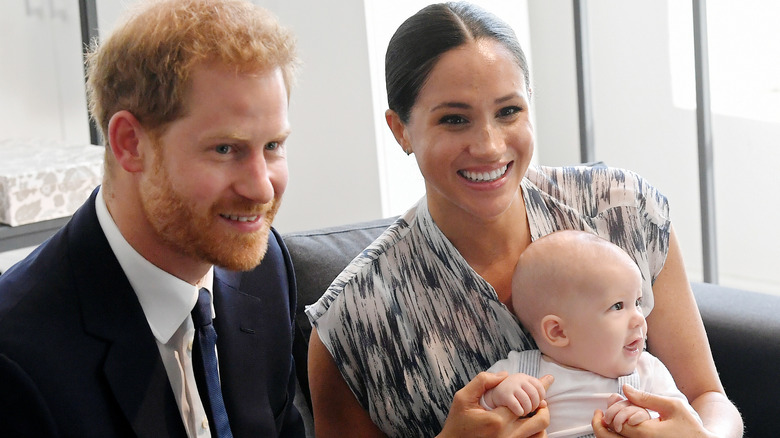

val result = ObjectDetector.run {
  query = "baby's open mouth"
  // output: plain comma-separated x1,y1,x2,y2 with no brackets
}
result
624,339,643,352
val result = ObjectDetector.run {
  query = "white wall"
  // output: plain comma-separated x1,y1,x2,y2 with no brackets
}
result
0,1,90,144
257,0,385,232
525,1,580,166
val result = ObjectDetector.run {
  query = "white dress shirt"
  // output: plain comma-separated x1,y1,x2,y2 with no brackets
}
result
95,187,214,438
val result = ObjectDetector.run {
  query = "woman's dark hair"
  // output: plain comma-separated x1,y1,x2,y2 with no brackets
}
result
385,2,530,123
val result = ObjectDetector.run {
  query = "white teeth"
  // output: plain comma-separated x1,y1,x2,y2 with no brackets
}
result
460,164,508,182
221,214,259,222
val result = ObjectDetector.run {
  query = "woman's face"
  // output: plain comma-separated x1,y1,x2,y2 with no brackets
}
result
391,38,534,223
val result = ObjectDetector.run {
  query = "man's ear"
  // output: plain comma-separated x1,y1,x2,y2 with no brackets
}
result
540,315,569,347
107,110,149,173
385,109,412,155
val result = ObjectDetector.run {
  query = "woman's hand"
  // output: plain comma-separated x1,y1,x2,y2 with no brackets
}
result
592,385,714,438
601,392,652,433
438,372,553,438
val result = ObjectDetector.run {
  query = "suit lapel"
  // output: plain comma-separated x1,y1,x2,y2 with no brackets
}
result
68,189,186,437
212,268,265,431
211,229,297,435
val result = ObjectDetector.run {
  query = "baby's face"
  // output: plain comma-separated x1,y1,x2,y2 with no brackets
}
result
562,263,647,378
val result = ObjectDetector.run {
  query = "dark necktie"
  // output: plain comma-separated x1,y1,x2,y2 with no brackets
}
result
191,288,233,438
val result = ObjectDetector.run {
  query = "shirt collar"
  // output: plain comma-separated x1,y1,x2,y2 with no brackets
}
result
95,186,214,343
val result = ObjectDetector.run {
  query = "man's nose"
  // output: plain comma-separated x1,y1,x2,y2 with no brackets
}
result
234,152,274,203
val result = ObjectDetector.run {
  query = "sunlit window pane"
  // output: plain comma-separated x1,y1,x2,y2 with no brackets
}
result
669,1,780,123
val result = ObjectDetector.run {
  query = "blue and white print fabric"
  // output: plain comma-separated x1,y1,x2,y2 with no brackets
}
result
306,164,671,437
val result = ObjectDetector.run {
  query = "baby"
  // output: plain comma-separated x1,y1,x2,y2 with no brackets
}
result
481,230,700,437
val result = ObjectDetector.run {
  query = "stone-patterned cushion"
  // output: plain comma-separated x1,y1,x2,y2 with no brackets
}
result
0,139,103,226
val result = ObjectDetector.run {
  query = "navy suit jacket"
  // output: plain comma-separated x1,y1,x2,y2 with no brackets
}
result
0,189,305,437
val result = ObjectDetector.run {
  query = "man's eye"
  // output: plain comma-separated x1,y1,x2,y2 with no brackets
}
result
265,141,279,151
215,144,232,154
610,302,624,311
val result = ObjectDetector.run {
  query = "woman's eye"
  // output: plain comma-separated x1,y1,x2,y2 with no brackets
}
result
610,302,624,311
497,106,522,118
215,144,232,154
439,115,468,125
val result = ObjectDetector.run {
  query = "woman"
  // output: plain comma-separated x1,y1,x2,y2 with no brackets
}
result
306,2,742,437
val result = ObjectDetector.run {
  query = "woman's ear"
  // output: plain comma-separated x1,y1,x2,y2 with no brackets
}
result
107,110,149,173
540,315,569,347
385,109,412,155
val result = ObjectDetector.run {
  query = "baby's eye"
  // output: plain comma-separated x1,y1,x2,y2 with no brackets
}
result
610,302,624,311
215,144,233,154
439,115,468,125
635,296,643,308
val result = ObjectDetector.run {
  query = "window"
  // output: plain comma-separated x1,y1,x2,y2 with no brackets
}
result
669,1,780,123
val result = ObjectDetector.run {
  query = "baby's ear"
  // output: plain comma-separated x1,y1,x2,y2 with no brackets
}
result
540,315,569,347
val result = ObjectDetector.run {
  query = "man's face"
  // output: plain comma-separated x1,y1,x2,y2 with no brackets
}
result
139,63,290,271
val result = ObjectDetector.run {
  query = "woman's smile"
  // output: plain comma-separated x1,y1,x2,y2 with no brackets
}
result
458,162,511,183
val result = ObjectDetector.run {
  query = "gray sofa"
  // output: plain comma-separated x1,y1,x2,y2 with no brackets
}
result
283,218,779,438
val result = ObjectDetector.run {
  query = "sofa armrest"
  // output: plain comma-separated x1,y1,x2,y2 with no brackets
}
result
691,282,780,437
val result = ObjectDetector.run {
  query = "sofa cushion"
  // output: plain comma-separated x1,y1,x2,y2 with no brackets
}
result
282,217,396,410
691,282,780,438
283,217,397,338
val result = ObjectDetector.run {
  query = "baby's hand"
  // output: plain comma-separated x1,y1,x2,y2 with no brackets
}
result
603,392,653,433
480,373,548,417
